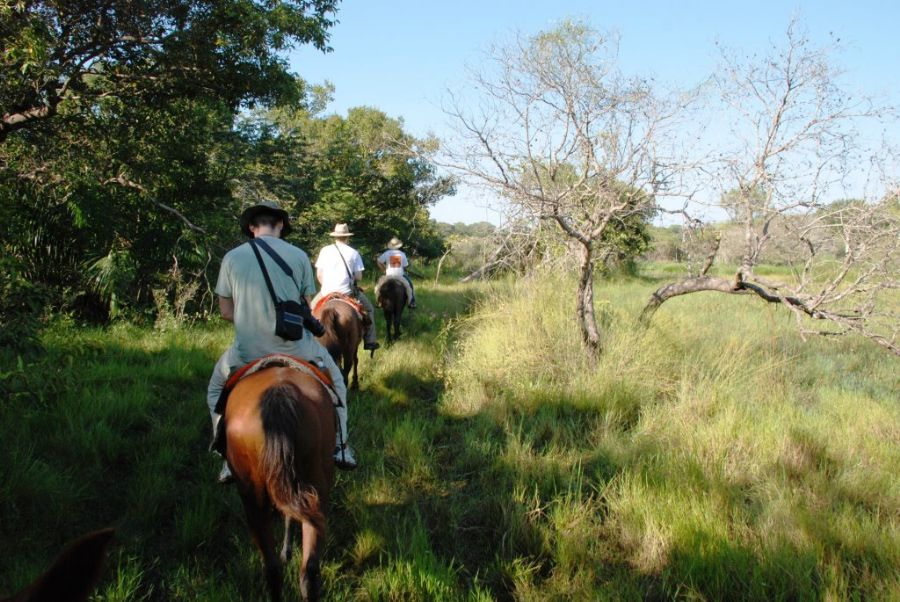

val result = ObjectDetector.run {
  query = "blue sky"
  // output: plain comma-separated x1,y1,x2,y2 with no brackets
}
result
289,1,900,224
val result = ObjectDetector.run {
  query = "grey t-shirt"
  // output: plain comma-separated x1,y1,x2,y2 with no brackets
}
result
215,235,316,363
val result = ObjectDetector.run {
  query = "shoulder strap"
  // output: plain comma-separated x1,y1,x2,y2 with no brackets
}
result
334,243,355,282
254,238,301,295
248,239,280,307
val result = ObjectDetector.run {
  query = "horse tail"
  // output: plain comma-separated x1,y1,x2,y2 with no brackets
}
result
259,383,325,533
327,307,343,339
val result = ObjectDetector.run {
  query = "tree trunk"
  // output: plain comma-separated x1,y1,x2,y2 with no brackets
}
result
434,247,452,284
640,276,743,323
460,243,505,282
576,244,602,358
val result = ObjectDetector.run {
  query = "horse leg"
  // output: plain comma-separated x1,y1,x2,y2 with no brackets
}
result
343,347,358,390
280,516,292,564
351,348,359,390
239,491,283,601
383,309,393,344
341,364,351,390
298,519,322,602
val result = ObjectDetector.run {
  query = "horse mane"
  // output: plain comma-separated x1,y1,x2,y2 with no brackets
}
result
259,384,325,533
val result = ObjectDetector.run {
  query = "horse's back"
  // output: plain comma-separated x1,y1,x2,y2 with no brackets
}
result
376,276,407,310
227,367,333,430
225,367,335,488
316,300,362,347
228,367,332,410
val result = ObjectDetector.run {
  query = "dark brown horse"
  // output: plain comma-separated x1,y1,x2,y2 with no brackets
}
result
224,367,336,602
2,529,113,602
376,276,408,344
314,296,364,389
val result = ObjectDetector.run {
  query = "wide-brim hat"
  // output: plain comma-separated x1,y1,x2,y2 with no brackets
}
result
328,223,354,237
387,237,403,249
240,201,292,238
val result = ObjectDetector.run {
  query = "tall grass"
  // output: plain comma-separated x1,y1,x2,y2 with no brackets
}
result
440,268,899,600
1,266,896,600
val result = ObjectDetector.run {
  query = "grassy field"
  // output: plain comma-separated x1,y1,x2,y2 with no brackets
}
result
1,266,897,600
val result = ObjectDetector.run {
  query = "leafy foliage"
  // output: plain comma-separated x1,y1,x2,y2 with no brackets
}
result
0,0,341,322
0,0,338,141
231,104,455,263
0,256,48,357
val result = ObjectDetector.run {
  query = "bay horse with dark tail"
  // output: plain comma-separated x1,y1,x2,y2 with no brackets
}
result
376,276,408,344
224,365,336,601
313,294,365,389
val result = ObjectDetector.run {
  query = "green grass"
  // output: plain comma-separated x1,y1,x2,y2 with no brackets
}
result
1,266,897,600
438,269,899,600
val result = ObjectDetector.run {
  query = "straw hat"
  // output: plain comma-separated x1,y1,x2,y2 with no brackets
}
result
240,200,292,238
387,237,403,249
328,223,354,237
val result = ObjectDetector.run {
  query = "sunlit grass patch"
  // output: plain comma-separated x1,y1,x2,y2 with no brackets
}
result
354,514,469,601
439,266,899,599
98,553,155,602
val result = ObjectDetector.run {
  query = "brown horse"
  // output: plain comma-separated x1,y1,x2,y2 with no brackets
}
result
314,296,364,390
2,529,113,602
224,366,336,602
376,276,408,344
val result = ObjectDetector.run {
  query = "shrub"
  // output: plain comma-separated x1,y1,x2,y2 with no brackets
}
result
0,257,48,357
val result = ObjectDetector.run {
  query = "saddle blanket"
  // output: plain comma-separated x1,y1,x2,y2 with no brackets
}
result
215,353,339,416
313,292,366,319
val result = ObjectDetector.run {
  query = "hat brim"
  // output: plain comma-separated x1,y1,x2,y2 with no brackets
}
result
240,205,292,238
388,242,403,249
329,232,354,237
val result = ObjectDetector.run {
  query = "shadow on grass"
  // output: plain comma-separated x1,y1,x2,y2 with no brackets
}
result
7,275,888,600
340,324,892,602
0,332,258,600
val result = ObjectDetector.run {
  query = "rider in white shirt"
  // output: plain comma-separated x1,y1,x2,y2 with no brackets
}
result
312,223,380,351
376,236,416,308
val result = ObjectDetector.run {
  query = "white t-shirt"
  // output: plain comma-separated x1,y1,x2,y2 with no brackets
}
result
378,249,408,277
315,242,365,294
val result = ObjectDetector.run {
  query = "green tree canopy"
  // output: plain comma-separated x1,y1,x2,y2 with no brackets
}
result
0,0,337,142
231,104,455,264
0,0,339,327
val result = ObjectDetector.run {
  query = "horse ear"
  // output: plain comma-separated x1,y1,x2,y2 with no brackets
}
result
5,528,114,602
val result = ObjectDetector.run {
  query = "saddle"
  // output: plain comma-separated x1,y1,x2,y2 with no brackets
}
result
211,354,340,455
313,292,366,322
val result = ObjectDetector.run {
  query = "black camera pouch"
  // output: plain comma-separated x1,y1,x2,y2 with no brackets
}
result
274,300,305,341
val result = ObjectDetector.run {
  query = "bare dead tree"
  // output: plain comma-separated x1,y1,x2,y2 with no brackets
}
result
641,21,900,355
458,212,549,282
442,21,677,357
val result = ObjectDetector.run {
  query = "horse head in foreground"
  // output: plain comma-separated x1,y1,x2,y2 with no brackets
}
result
224,361,336,601
375,276,409,344
313,293,365,389
2,528,113,602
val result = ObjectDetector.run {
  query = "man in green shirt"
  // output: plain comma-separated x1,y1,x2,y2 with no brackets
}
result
206,201,357,481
